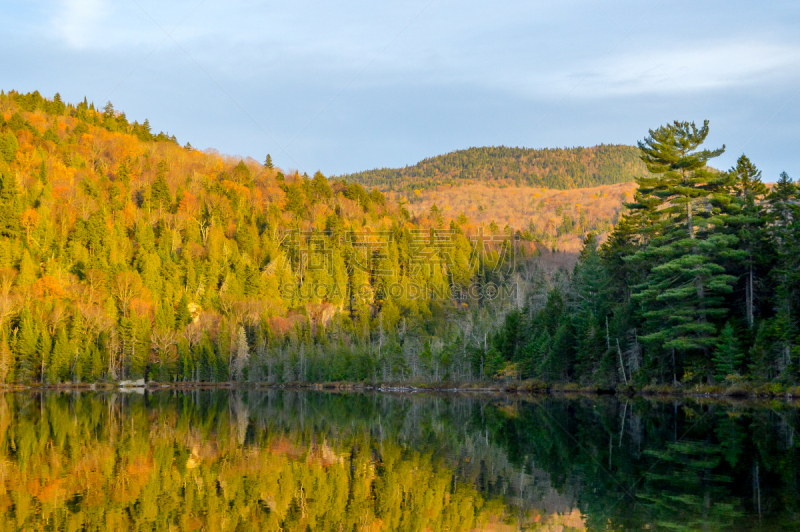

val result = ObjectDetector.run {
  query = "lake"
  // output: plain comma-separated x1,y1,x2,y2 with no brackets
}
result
0,390,797,531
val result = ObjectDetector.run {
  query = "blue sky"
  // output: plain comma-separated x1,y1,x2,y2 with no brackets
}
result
2,0,798,180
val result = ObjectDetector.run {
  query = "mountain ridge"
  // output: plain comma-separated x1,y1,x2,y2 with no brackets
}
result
338,144,650,192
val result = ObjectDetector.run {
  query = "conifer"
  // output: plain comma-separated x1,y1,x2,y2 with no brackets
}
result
713,322,743,381
628,121,735,379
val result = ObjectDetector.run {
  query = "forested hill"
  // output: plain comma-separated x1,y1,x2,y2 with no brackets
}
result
338,145,650,191
0,89,527,386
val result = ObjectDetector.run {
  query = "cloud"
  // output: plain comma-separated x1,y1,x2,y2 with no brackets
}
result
570,41,800,97
56,0,108,49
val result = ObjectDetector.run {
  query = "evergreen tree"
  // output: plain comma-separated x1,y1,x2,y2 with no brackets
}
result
17,249,37,287
151,162,172,211
722,155,769,330
264,154,274,169
176,293,192,327
47,328,72,383
311,171,333,200
0,132,19,164
571,233,613,383
38,159,48,184
764,172,799,377
0,166,21,238
15,306,39,383
713,322,743,381
628,121,735,382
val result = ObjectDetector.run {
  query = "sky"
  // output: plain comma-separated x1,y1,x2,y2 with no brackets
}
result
1,0,798,180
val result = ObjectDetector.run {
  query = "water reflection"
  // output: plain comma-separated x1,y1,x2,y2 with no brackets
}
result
0,391,797,531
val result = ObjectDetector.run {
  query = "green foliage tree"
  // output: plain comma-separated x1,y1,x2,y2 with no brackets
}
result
0,167,21,238
47,328,72,383
628,121,735,381
713,322,743,381
151,163,172,211
0,132,19,164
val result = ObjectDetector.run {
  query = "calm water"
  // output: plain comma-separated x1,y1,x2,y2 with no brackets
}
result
0,391,798,531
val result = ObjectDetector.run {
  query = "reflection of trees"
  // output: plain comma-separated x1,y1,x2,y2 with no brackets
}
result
0,392,797,531
638,440,741,531
467,396,799,531
0,391,540,532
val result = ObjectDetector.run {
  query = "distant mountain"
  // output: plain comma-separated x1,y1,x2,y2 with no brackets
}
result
338,145,649,192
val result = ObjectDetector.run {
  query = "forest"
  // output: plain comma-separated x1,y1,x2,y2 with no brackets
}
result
487,121,800,389
338,144,650,192
0,90,521,386
404,181,636,253
0,90,798,390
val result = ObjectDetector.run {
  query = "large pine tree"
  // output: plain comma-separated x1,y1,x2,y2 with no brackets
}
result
627,121,736,382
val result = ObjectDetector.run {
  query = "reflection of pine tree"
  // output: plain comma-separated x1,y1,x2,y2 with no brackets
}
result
714,412,745,468
638,439,742,530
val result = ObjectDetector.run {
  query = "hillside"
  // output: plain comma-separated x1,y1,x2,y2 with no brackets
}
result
405,181,636,252
0,89,542,385
339,144,649,192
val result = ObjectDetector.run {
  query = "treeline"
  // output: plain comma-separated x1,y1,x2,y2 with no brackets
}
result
0,90,521,385
488,121,800,387
339,144,650,193
3,89,178,145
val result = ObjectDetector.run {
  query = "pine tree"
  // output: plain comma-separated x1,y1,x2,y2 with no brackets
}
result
628,121,735,382
38,160,48,184
151,164,172,212
176,293,192,327
764,172,799,377
713,322,743,382
1,132,19,164
47,328,72,383
155,299,175,331
15,306,39,382
722,155,769,330
264,154,274,169
17,249,37,287
0,167,21,238
311,171,333,200
571,233,613,383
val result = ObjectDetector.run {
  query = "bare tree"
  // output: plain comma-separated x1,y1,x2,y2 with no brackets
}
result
111,271,143,317
233,326,249,381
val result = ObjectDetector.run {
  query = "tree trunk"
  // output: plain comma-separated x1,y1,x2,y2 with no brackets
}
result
671,348,677,384
747,261,754,329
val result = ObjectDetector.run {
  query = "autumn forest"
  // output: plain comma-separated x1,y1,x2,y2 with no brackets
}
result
0,90,799,392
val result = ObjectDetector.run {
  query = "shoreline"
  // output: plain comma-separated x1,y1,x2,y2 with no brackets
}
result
0,380,798,400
